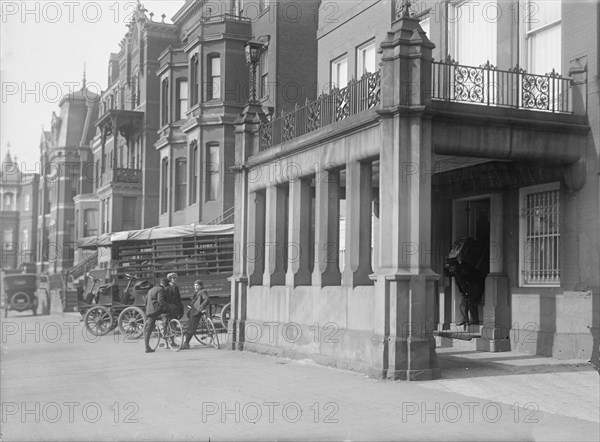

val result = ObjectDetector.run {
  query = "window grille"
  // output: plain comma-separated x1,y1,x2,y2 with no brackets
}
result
521,184,560,286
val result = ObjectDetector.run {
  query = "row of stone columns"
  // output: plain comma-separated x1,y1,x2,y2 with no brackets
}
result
245,164,375,289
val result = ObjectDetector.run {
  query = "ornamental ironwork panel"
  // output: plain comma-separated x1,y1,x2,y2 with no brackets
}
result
368,71,381,108
522,74,550,110
453,65,485,103
307,99,321,132
260,122,272,151
283,112,296,142
335,87,350,121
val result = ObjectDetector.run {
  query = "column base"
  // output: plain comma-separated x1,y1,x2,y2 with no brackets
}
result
476,337,511,352
386,368,441,381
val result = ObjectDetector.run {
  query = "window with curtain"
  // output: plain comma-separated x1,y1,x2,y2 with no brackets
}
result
207,55,221,100
450,0,497,66
356,40,376,78
331,55,348,90
520,183,560,286
206,143,220,201
161,158,169,214
175,158,187,211
176,79,188,120
525,0,561,75
84,209,99,237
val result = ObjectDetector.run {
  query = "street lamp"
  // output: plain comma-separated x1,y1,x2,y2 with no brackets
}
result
245,39,264,104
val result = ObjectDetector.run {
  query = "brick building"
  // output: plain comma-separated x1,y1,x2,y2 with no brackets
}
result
37,81,99,275
229,0,600,379
0,149,39,270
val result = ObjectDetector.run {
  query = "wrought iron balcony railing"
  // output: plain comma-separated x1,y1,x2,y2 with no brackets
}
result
432,58,572,113
259,71,381,151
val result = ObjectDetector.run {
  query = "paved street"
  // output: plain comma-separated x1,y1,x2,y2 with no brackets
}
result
1,311,598,442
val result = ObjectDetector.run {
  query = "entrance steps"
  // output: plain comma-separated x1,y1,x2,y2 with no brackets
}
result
434,323,483,351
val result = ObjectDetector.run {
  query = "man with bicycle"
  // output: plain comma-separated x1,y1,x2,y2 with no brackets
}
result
181,279,211,350
143,278,169,353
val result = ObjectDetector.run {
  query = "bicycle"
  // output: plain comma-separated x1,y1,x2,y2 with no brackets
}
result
147,317,185,352
188,307,219,349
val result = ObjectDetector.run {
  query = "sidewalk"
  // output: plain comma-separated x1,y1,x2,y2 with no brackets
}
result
1,312,598,441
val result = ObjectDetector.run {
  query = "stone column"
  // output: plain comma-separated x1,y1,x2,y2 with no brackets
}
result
286,178,312,287
479,193,511,352
263,185,287,287
247,190,266,286
342,161,373,287
373,15,440,380
312,169,341,287
231,102,267,350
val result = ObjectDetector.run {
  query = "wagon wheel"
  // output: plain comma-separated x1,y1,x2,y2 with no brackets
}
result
219,303,231,330
117,306,146,339
83,306,114,336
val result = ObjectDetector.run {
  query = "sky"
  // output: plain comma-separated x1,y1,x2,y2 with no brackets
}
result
0,0,185,173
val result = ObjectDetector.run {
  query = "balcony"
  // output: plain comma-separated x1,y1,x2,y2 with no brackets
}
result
98,167,142,189
257,60,581,159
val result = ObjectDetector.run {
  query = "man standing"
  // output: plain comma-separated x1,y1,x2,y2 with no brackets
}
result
181,280,211,350
166,272,184,319
143,278,169,353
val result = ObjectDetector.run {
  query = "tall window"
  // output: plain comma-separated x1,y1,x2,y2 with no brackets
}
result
4,229,14,251
190,141,198,204
190,55,199,106
84,209,98,236
260,49,269,98
331,55,348,90
24,193,31,211
122,197,137,231
175,158,187,211
3,192,14,210
22,229,29,249
161,158,169,214
450,0,497,66
161,78,169,126
206,143,220,201
356,40,376,78
207,55,221,100
520,183,560,287
525,0,561,74
176,79,188,120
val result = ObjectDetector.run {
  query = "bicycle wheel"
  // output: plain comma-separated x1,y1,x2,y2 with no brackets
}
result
194,316,213,346
206,317,220,349
168,319,184,352
148,323,161,351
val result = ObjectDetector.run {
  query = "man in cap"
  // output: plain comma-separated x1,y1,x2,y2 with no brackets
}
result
166,272,184,319
181,279,211,349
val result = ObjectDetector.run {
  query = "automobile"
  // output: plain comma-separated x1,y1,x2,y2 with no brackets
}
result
3,273,38,317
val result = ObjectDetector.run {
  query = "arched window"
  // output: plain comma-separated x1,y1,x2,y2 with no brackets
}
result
175,158,187,211
161,78,170,126
206,143,220,201
207,54,221,101
190,54,199,106
176,78,188,120
161,158,169,214
190,141,198,204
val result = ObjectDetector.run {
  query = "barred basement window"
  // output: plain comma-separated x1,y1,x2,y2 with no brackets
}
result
520,183,560,286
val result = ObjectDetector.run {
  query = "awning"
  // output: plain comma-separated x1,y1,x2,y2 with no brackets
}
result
110,223,234,242
77,233,113,249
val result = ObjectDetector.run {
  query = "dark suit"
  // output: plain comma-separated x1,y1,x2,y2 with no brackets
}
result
167,283,184,319
184,288,211,343
144,284,167,351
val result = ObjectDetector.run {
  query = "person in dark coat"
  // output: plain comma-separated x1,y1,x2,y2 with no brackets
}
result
143,279,168,353
166,272,184,319
181,280,211,350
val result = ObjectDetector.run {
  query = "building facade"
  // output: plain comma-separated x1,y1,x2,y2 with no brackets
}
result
37,83,99,274
0,149,39,270
155,0,319,227
229,0,600,379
